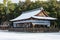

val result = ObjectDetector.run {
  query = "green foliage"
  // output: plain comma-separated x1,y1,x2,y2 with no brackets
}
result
3,0,7,6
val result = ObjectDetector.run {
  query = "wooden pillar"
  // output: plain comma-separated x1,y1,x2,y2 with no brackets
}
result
54,21,57,28
29,23,30,32
32,24,35,32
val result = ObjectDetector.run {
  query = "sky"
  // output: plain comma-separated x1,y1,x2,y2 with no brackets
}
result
0,0,20,3
0,0,48,3
0,0,60,3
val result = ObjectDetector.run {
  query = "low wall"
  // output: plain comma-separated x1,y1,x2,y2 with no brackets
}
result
9,28,59,32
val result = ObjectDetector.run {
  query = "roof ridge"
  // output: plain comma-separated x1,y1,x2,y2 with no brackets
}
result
22,8,41,14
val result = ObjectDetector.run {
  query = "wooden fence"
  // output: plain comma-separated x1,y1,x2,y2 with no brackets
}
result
0,25,9,30
9,28,59,32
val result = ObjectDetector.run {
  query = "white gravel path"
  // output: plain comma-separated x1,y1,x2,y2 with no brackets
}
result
0,30,60,40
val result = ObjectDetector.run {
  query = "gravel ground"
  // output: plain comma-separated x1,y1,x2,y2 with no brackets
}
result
0,30,60,40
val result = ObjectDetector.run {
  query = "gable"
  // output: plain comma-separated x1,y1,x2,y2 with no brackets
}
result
35,10,48,17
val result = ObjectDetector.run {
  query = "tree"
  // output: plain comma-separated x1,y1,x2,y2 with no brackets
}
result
25,0,31,5
0,0,60,29
3,0,7,6
25,0,31,3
